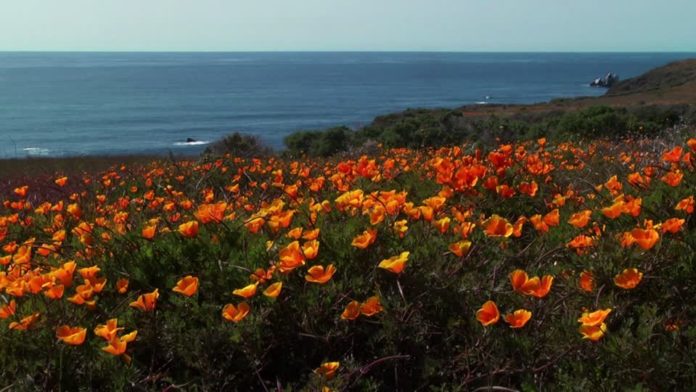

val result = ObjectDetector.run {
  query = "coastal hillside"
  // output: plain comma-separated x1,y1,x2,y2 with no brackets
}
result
278,60,696,156
606,59,696,98
458,58,696,116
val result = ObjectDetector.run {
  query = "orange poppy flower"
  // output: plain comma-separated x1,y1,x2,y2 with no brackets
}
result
13,185,28,198
369,208,386,225
222,302,250,323
661,170,683,187
287,227,303,239
662,146,683,163
483,215,513,237
579,270,594,292
675,195,694,214
623,197,642,217
619,231,636,248
341,300,361,320
116,278,129,294
629,228,659,250
94,319,123,341
302,228,320,240
245,217,265,234
315,361,340,380
351,229,377,249
263,282,283,298
102,330,137,357
423,196,447,211
604,175,623,194
250,267,274,284
305,264,336,284
55,176,68,187
504,309,532,329
543,209,560,227
268,210,296,232
172,275,199,297
66,203,82,219
378,251,410,274
129,289,159,312
56,325,87,345
512,216,526,237
141,225,157,240
393,220,409,238
359,296,383,317
433,217,451,234
279,241,306,273
510,270,553,298
195,202,227,224
567,235,595,254
601,200,625,219
0,300,17,319
449,240,472,257
688,138,696,152
661,218,685,234
568,210,592,228
178,220,199,238
12,245,32,265
78,265,101,281
43,283,65,300
579,323,607,341
614,268,643,289
519,181,538,197
476,300,500,326
9,313,40,331
627,172,650,189
529,214,549,233
528,275,554,298
233,282,258,299
578,308,612,327
302,240,320,260
510,269,529,293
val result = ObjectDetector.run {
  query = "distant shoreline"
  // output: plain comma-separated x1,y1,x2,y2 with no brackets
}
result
1,54,693,159
2,50,696,54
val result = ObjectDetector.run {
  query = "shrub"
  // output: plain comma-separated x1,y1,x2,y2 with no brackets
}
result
204,132,273,158
284,126,352,157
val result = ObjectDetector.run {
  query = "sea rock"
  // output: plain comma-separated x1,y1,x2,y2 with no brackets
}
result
590,73,620,88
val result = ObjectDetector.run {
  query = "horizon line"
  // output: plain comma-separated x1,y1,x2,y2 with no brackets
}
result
1,49,696,54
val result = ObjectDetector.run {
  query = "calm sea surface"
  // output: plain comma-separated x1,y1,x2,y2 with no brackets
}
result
0,52,692,158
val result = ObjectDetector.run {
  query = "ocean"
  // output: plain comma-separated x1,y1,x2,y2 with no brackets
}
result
0,52,692,158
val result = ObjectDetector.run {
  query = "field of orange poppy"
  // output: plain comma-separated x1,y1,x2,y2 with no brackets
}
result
0,135,695,390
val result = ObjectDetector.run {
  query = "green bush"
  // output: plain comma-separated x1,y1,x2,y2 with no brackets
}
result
284,126,352,157
204,132,273,158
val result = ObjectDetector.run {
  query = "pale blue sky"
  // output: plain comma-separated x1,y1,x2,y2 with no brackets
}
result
0,0,694,52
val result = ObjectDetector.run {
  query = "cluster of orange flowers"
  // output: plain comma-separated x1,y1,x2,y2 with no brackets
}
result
0,135,693,381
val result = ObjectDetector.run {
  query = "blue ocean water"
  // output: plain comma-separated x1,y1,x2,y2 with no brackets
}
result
0,52,692,158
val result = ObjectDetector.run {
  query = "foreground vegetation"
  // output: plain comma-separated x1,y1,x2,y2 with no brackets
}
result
283,104,694,157
1,132,696,390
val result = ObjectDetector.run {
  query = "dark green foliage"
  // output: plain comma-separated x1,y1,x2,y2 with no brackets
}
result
204,132,273,158
282,104,693,157
284,126,353,157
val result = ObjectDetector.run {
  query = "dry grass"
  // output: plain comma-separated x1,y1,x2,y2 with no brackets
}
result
0,155,186,203
0,155,177,178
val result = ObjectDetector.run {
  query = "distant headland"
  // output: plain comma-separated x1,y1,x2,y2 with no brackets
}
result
269,59,696,157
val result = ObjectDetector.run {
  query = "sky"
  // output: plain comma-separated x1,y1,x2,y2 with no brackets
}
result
0,0,694,52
